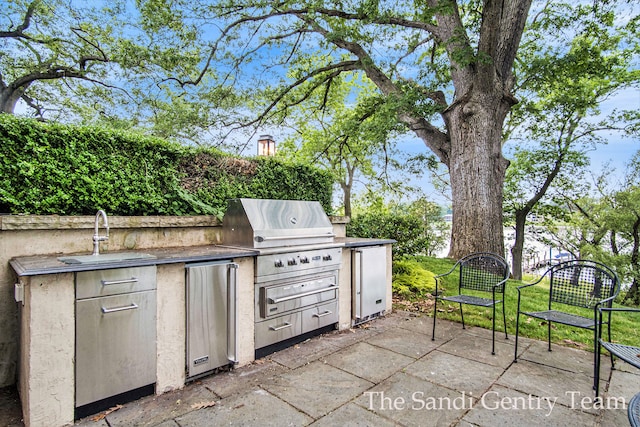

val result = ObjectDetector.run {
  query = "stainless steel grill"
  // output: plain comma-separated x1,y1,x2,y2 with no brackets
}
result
222,198,342,354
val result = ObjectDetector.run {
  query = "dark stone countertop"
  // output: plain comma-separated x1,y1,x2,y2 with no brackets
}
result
10,238,395,277
10,245,258,277
337,237,396,248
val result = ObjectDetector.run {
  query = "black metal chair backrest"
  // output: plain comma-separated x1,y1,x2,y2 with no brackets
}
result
459,252,510,294
547,260,618,309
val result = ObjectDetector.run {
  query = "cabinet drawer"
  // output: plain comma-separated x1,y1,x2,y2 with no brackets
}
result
302,300,338,334
76,266,156,299
75,290,157,407
255,312,302,349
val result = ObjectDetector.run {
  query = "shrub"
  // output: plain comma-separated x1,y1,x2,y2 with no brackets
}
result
346,211,429,257
392,258,436,298
0,115,332,216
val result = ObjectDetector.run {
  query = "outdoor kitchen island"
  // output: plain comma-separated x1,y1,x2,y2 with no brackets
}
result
8,201,394,427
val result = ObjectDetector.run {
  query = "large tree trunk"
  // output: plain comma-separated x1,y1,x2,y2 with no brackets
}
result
510,209,528,280
445,89,511,260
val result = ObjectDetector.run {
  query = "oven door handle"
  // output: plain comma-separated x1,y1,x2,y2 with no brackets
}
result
268,285,339,304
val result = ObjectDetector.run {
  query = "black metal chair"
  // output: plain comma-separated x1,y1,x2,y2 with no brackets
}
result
432,252,510,355
514,259,619,390
629,392,640,427
594,307,640,398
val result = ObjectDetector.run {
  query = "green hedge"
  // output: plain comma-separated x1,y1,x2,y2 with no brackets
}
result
0,115,332,217
346,211,429,257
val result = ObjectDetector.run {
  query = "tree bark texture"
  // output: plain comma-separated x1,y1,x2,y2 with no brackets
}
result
510,210,527,280
444,89,511,259
431,0,530,260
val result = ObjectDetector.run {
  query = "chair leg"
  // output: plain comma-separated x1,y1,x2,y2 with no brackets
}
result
514,312,520,363
607,319,614,371
592,326,598,391
432,297,437,341
547,320,552,352
595,338,602,397
459,303,465,329
491,304,496,355
502,301,508,340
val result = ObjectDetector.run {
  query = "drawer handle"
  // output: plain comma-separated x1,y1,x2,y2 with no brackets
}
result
268,285,338,304
101,277,139,286
269,322,292,331
101,303,139,313
313,310,333,318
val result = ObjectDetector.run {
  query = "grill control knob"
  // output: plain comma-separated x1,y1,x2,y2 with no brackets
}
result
299,256,310,264
287,258,297,266
274,259,284,268
322,254,332,261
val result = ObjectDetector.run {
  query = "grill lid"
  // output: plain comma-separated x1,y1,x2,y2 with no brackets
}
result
222,198,335,249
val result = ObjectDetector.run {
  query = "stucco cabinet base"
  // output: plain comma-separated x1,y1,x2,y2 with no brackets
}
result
8,216,393,427
16,256,256,427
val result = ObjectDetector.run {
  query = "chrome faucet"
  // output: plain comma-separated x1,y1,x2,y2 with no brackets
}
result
92,210,109,256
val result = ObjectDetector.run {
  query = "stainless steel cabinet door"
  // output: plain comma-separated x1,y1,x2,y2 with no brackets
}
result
75,290,157,407
353,246,387,321
186,261,238,379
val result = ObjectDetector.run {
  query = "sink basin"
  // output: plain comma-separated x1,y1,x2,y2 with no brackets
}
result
58,252,156,265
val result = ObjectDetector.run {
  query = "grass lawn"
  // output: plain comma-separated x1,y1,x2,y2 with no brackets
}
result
393,256,640,353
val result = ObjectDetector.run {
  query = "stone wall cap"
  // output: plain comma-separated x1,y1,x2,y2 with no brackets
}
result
0,214,221,230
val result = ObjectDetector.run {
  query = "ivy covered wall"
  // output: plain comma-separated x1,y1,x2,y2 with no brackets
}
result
0,115,333,217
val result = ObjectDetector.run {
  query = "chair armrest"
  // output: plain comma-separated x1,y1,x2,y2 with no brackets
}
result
491,277,509,290
434,261,461,280
516,276,544,291
598,307,640,314
597,306,640,338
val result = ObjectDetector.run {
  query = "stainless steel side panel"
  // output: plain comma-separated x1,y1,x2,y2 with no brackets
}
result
186,261,237,379
353,246,387,321
301,300,338,334
255,312,303,349
76,266,157,299
75,290,156,407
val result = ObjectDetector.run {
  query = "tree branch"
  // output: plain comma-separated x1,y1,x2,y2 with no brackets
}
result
0,0,39,39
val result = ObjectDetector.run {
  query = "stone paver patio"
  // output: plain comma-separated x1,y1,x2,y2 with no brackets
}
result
1,310,638,426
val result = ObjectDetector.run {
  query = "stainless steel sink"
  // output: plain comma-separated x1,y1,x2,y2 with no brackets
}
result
58,252,156,265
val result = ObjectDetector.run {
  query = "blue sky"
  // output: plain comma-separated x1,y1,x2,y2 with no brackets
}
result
391,86,640,206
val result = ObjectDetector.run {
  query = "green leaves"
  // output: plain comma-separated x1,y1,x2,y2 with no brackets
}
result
0,115,332,216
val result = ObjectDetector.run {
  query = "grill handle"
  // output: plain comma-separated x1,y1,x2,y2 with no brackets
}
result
269,322,293,331
255,233,336,242
101,277,138,286
312,310,333,318
101,303,138,313
268,285,338,304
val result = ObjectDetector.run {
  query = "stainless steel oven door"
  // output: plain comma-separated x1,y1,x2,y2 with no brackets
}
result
259,272,338,319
